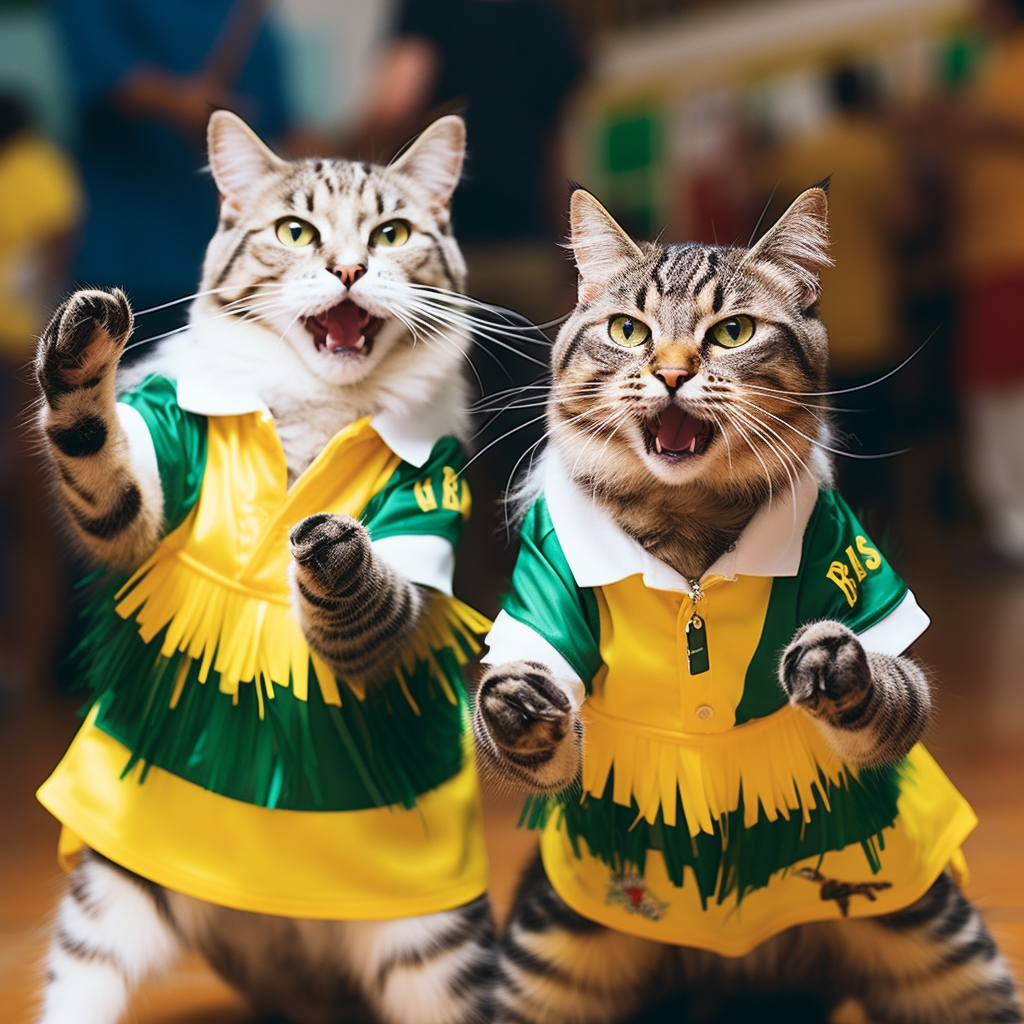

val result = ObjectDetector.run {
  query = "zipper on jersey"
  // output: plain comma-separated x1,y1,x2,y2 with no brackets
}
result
685,577,710,675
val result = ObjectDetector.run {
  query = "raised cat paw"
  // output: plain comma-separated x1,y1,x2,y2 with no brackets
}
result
37,288,133,400
474,661,580,791
780,620,872,722
289,512,368,595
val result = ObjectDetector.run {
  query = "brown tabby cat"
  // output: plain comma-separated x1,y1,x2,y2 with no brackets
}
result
475,186,1022,1023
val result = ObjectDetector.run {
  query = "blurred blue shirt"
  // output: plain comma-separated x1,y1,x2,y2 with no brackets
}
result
53,0,289,308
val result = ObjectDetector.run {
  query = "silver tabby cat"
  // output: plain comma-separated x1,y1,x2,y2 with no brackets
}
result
35,112,493,1024
474,187,1022,1023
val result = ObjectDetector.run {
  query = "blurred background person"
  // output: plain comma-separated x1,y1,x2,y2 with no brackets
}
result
355,0,585,324
353,0,587,609
52,0,293,346
0,91,80,697
769,63,913,529
949,0,1024,571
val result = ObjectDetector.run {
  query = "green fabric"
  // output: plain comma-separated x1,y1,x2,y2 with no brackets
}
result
83,583,468,811
74,378,481,812
735,490,910,723
524,760,903,907
360,435,469,548
502,498,603,687
118,374,469,550
118,375,208,532
506,486,917,900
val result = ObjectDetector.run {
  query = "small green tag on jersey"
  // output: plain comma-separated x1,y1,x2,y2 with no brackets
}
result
686,615,709,675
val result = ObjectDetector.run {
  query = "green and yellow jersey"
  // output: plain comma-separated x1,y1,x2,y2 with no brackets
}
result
484,455,976,956
38,374,489,919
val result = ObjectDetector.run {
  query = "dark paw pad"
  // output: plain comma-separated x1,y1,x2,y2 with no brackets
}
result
38,288,133,397
781,620,871,713
289,513,367,590
477,662,572,764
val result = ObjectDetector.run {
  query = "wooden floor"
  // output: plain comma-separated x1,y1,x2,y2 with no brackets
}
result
1,440,1023,1023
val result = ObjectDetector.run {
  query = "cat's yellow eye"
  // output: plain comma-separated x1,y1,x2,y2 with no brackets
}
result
608,315,651,348
710,315,755,349
276,218,318,247
370,219,411,248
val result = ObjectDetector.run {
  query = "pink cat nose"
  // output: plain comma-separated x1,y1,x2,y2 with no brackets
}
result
655,367,690,391
332,264,366,288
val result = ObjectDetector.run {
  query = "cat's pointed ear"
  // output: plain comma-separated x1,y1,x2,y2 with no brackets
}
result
207,110,287,210
746,185,831,309
569,190,644,303
390,115,465,210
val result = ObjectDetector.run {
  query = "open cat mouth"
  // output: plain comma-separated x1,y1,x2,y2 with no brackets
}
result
304,300,384,357
644,406,713,460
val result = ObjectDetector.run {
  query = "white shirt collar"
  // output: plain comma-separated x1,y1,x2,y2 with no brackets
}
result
542,452,819,593
174,375,445,469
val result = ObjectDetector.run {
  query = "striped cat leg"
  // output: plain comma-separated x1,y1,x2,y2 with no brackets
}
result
344,897,497,1024
780,620,932,764
288,512,423,682
36,288,163,571
828,871,1022,1023
38,850,182,1024
473,661,582,792
493,856,673,1024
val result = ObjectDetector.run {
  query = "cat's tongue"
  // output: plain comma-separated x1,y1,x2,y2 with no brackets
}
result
656,405,701,454
324,301,367,350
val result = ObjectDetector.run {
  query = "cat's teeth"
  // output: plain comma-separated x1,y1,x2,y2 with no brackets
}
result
655,437,663,455
688,437,696,453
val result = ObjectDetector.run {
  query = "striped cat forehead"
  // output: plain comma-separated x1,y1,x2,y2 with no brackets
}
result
601,243,749,318
647,245,739,300
271,159,412,218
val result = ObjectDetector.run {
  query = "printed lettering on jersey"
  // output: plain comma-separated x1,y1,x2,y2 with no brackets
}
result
415,467,470,519
826,536,883,607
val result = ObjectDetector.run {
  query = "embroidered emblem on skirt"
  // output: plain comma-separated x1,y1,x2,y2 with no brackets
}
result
795,867,893,917
605,873,670,921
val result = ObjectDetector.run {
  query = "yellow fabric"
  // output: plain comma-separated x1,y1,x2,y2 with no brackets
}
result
41,709,488,919
543,744,977,955
38,411,489,917
543,572,977,951
0,133,81,357
583,574,856,835
956,32,1024,277
772,116,903,375
116,413,402,706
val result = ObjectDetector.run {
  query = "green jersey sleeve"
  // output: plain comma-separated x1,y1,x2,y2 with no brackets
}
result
118,374,208,533
498,498,603,686
360,435,470,546
796,490,909,635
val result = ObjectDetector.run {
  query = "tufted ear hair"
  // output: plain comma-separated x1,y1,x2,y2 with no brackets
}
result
207,110,287,211
568,189,644,303
390,115,466,210
746,185,831,310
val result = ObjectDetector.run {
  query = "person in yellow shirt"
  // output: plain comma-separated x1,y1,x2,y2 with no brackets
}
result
0,95,81,364
952,0,1024,569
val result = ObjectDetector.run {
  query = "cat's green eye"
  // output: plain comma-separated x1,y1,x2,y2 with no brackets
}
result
276,218,318,248
608,315,651,348
710,315,755,349
370,219,411,248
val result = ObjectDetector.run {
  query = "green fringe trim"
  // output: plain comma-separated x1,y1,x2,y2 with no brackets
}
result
521,762,904,907
74,575,474,812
